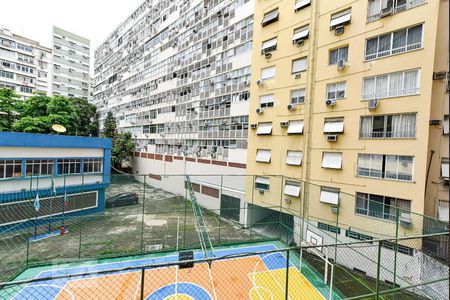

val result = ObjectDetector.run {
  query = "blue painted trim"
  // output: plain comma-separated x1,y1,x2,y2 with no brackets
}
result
103,149,111,183
0,132,112,149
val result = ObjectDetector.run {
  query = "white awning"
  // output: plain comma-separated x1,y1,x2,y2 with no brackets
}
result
285,182,301,197
287,120,304,134
286,151,303,166
255,176,270,185
262,10,279,25
257,122,273,135
261,66,276,80
438,201,449,222
323,120,344,133
295,0,311,11
256,149,271,163
292,28,309,41
292,58,307,73
262,38,277,51
320,189,339,205
322,152,342,169
330,10,351,28
441,161,449,178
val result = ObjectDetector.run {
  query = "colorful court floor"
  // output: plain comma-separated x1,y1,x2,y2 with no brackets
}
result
4,242,334,300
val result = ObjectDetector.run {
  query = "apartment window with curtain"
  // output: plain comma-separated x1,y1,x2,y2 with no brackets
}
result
355,192,411,221
362,69,420,100
291,89,305,104
326,82,346,100
259,94,274,108
261,66,276,80
292,57,307,74
357,154,414,181
365,24,423,60
329,46,349,65
367,0,425,22
360,113,416,138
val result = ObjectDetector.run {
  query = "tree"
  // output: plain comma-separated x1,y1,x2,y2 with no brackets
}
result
71,98,98,137
111,132,135,169
103,111,117,138
0,88,21,131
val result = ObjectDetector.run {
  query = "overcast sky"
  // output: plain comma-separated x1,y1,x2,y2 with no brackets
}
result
1,0,143,75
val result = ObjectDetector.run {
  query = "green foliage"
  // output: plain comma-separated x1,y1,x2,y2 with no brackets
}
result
71,98,99,137
103,111,117,138
111,132,135,169
0,88,21,131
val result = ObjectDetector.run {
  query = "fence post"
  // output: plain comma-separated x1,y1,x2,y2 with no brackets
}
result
375,241,382,300
218,219,221,245
26,226,30,266
140,267,145,300
78,215,83,259
285,249,290,300
393,207,399,288
141,175,146,254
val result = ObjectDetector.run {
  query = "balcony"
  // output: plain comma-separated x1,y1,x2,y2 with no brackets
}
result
367,0,426,23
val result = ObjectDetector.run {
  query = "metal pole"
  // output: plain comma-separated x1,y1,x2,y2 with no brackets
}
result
334,206,339,262
278,176,284,241
78,215,83,259
328,264,334,300
141,175,146,254
140,267,145,300
285,249,290,300
183,185,188,249
26,226,30,266
375,241,382,300
393,207,399,291
62,175,66,227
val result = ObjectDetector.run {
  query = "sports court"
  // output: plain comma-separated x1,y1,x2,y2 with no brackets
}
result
5,242,335,300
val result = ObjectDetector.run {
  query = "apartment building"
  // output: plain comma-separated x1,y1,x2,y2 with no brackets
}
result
52,26,91,100
94,0,254,214
0,28,52,98
247,0,448,240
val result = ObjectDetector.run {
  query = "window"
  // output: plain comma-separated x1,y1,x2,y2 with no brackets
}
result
0,70,14,79
437,200,449,222
25,160,54,176
84,158,103,173
19,86,33,94
292,26,309,43
17,43,33,52
355,192,411,221
330,8,351,29
257,122,273,135
323,118,344,133
286,150,303,166
320,187,339,205
0,160,22,179
261,66,275,80
295,0,311,11
291,89,305,104
318,222,341,234
357,154,414,181
326,82,346,100
256,149,271,163
367,0,425,22
292,57,307,74
284,181,301,197
444,115,449,135
362,69,420,100
329,46,348,65
261,38,277,54
57,159,81,175
259,94,274,108
0,48,15,59
255,176,270,191
360,113,416,138
262,9,279,27
365,24,423,60
322,152,342,169
381,240,414,256
18,53,34,64
287,120,304,134
441,158,449,178
345,230,373,242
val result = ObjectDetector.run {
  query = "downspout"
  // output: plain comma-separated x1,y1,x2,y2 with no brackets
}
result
424,150,435,197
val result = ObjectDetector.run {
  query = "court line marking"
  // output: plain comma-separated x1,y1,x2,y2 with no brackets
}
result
207,265,218,300
144,282,213,300
133,273,141,300
11,284,75,300
248,286,274,300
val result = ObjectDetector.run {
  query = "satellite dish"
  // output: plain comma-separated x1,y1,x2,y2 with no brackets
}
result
52,124,67,133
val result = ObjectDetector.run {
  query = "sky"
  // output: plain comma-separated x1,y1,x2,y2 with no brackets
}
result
1,0,143,75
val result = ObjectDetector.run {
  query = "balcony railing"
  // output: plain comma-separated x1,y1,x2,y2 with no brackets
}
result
357,168,413,181
360,131,416,139
365,42,422,61
367,0,426,22
362,87,419,100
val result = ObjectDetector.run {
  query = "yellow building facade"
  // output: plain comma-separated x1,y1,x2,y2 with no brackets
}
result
246,0,449,236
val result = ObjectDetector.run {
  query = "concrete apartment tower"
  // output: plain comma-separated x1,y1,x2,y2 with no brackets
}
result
0,28,52,98
52,26,91,100
246,0,448,245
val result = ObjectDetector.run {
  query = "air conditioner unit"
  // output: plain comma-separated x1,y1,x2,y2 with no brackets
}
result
287,104,297,111
326,134,338,142
334,26,345,36
337,59,346,71
264,52,272,59
280,121,289,127
259,190,264,194
429,119,441,126
256,79,264,86
211,152,217,159
250,123,258,129
325,99,337,107
244,80,251,86
295,40,304,47
433,71,447,80
294,73,301,79
256,107,264,114
443,178,449,186
331,206,339,214
399,213,412,228
368,99,379,111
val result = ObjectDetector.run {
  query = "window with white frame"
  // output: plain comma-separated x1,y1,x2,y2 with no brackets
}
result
259,94,274,108
257,122,273,135
292,57,307,74
320,187,339,205
57,159,81,175
362,69,420,100
84,158,103,173
255,176,270,191
287,120,304,134
441,158,449,178
367,0,425,22
0,160,22,179
261,37,277,54
285,181,301,197
291,89,306,104
25,160,54,176
323,118,344,133
295,0,311,11
444,115,449,135
357,154,414,181
17,53,34,64
329,46,349,65
19,86,33,94
326,82,346,100
365,24,423,61
262,9,279,27
322,152,343,169
17,43,33,52
292,26,309,43
0,70,14,79
437,200,449,222
261,66,276,80
330,8,351,29
256,149,271,163
355,192,411,221
360,113,416,138
286,150,303,166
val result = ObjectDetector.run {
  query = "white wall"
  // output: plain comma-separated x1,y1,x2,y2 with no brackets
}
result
0,147,103,158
